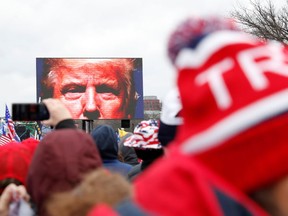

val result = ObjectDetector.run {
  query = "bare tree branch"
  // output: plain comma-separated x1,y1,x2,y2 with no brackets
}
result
231,0,288,44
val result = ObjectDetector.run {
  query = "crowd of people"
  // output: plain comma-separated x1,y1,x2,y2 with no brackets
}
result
2,14,288,216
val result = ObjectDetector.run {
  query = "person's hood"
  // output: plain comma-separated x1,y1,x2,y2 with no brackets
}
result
27,129,102,215
91,125,119,160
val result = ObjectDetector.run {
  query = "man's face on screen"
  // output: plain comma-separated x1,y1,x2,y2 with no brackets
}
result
52,60,128,120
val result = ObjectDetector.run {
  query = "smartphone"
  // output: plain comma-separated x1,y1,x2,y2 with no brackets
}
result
9,198,34,215
12,103,50,121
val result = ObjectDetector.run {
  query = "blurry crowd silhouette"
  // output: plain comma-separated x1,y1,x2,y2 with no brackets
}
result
1,15,288,216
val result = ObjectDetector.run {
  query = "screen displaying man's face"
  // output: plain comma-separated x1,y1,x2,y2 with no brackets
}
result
37,58,143,120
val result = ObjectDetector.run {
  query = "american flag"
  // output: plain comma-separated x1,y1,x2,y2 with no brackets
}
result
0,134,11,146
5,104,20,142
0,119,12,146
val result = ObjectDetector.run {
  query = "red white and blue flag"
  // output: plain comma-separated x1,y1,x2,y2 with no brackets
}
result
0,125,11,146
5,104,20,142
0,104,20,145
0,119,11,146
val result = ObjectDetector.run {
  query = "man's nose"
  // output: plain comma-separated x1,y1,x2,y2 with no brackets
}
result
85,87,98,112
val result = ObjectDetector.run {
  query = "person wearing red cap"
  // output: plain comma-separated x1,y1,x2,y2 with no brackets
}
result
0,139,39,195
172,15,288,216
0,137,39,215
133,15,288,216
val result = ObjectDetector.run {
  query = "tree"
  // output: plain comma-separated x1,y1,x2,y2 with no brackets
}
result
231,0,288,44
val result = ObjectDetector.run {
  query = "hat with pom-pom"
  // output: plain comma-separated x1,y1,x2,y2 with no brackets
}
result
173,15,288,193
167,16,238,65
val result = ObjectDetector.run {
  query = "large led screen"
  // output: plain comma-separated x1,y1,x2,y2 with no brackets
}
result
36,58,144,120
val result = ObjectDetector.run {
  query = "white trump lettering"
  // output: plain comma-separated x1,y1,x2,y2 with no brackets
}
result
238,44,288,90
195,58,234,110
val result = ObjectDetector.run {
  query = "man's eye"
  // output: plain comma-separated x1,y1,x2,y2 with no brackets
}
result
61,86,86,94
96,85,119,96
61,86,86,99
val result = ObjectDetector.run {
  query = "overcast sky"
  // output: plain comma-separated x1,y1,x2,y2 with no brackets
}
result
0,0,287,115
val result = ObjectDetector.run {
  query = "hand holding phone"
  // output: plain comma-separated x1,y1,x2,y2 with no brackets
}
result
12,103,50,121
9,198,34,216
0,184,31,216
41,99,73,127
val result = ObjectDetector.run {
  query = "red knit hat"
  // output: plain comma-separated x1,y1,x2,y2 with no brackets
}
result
0,138,39,187
174,17,288,193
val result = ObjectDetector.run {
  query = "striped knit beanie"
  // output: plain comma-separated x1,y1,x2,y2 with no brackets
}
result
173,16,288,193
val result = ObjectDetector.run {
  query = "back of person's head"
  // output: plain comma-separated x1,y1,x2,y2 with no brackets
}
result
124,119,163,161
171,15,288,215
119,132,133,148
27,129,102,215
0,138,39,195
46,168,132,216
91,124,119,160
158,87,183,147
118,132,139,166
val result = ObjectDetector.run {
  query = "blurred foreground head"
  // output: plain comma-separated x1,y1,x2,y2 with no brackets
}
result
131,15,288,216
171,15,288,214
46,168,132,216
27,129,102,215
0,138,39,194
